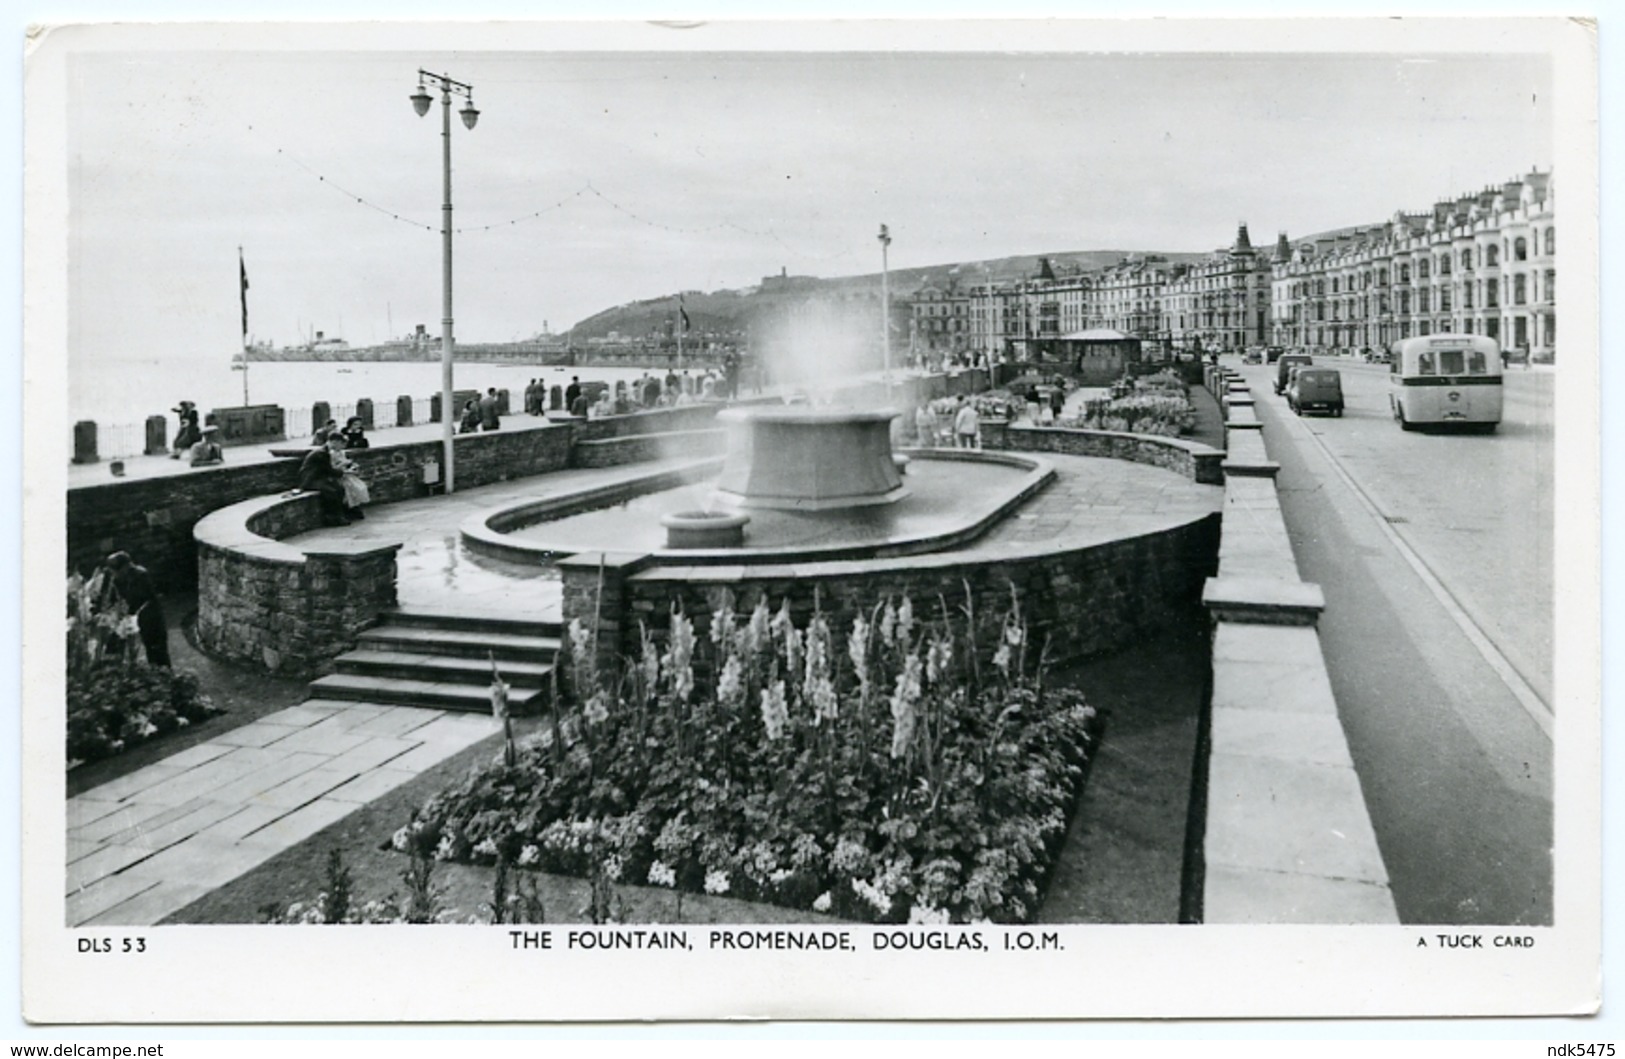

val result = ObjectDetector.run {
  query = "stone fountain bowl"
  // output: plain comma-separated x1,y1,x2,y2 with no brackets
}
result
659,509,750,549
712,405,908,511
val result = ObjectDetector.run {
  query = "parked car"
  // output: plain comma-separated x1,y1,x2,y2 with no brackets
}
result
1243,348,1264,364
1274,353,1313,394
1288,367,1345,416
1265,346,1287,363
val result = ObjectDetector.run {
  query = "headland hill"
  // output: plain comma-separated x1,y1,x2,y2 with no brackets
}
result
241,248,1211,364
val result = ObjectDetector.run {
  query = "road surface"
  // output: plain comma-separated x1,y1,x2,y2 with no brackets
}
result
1237,357,1553,925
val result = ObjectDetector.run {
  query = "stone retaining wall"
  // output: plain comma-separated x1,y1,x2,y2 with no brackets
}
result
558,516,1219,679
193,493,400,676
569,429,727,469
1196,365,1398,923
69,422,574,587
981,421,1225,485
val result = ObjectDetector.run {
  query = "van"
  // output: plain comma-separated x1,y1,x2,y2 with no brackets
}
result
1288,368,1344,416
1274,353,1312,395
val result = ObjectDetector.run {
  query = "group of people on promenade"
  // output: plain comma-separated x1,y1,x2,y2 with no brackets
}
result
913,395,984,450
300,415,371,526
458,387,505,435
170,401,224,467
548,368,737,420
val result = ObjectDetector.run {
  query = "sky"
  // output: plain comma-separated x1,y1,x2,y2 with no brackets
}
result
55,25,1554,367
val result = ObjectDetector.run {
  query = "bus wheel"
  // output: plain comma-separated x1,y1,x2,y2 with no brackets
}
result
1398,406,1416,432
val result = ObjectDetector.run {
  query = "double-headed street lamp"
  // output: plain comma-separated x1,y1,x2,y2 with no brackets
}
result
411,69,480,494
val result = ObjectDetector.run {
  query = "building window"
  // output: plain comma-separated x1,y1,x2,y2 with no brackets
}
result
1440,290,1452,311
1464,285,1474,310
1487,244,1499,267
1545,228,1555,256
1462,248,1474,271
1399,265,1411,284
1419,258,1430,279
1487,283,1499,308
1514,274,1527,305
1515,237,1528,262
1439,255,1451,275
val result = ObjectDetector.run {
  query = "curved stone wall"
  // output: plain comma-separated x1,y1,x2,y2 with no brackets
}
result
193,493,400,676
980,420,1225,485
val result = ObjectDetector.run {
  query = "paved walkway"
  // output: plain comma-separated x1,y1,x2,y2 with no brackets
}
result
67,701,497,926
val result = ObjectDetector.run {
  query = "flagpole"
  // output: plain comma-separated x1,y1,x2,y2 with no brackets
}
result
239,246,251,406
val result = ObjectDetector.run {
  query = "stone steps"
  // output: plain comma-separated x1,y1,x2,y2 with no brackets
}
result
334,649,556,688
310,609,561,714
307,673,549,713
354,625,562,663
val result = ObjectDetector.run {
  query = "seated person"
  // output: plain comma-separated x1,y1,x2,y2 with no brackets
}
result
459,400,482,434
187,424,225,466
340,416,370,449
299,440,351,526
312,418,340,446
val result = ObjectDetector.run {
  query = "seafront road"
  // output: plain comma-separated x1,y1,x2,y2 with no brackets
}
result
1241,358,1555,925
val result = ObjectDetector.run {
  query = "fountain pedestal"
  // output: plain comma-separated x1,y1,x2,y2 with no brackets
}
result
712,406,908,511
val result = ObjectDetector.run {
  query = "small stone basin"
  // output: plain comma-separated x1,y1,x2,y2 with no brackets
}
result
660,510,750,549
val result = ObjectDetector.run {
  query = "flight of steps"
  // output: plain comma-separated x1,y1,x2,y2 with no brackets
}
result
307,608,562,713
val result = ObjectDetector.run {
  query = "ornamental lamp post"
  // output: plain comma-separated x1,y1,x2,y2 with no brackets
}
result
411,70,480,494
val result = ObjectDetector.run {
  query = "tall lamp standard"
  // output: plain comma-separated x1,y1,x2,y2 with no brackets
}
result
411,70,480,494
878,224,892,387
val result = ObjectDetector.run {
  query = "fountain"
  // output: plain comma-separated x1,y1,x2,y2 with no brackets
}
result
710,406,909,511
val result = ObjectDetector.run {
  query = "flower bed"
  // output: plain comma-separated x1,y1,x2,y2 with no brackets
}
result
1071,371,1196,436
402,591,1097,924
66,569,221,766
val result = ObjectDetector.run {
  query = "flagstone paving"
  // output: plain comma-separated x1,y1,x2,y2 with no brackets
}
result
65,701,497,927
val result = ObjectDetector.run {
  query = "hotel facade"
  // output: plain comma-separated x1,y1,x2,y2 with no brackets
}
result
915,170,1555,364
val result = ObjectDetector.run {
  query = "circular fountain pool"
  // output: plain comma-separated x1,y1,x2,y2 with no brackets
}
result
460,406,1054,566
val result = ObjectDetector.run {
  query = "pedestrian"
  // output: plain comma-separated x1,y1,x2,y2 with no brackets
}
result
570,391,590,418
170,401,201,459
525,378,540,415
459,399,481,434
312,418,340,446
1049,385,1065,422
187,423,225,466
105,551,170,667
564,376,582,412
479,387,501,431
339,416,370,449
914,402,937,448
954,396,980,449
643,374,661,408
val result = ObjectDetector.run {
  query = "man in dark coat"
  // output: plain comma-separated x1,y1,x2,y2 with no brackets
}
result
564,376,581,412
479,387,501,431
105,551,170,667
299,444,351,526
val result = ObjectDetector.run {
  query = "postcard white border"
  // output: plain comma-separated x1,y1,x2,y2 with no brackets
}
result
18,15,1604,1025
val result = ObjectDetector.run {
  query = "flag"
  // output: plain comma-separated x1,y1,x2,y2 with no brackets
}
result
239,249,250,338
678,294,691,334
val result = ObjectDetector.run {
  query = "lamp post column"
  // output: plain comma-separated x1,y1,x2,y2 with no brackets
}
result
878,224,892,389
439,85,456,494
